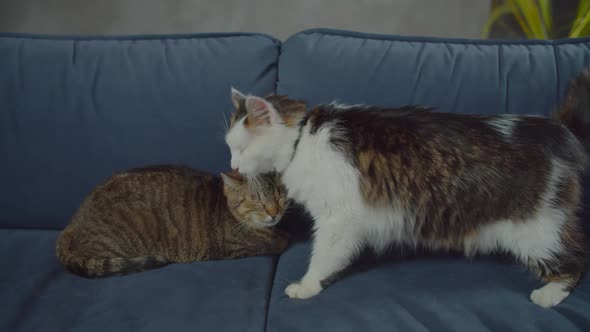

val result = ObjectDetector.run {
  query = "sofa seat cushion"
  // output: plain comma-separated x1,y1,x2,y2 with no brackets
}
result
0,229,277,332
266,242,590,332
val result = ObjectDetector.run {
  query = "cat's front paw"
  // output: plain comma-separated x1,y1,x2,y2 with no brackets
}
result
530,285,570,308
285,281,322,299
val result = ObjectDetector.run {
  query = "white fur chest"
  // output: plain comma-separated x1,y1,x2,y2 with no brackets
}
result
281,123,414,249
282,125,365,220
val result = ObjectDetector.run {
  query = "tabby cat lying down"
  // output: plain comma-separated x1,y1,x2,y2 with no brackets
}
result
56,165,289,277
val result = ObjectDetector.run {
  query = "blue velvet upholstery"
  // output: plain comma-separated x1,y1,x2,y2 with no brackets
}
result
2,29,590,331
267,242,590,332
0,33,279,229
0,229,277,332
278,29,558,116
555,38,590,96
271,29,590,331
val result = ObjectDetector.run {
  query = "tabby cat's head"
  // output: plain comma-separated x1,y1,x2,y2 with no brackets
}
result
221,170,288,228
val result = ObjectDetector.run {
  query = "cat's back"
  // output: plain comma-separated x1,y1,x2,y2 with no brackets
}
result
310,104,561,140
88,165,219,203
109,164,215,188
308,104,586,166
71,164,224,229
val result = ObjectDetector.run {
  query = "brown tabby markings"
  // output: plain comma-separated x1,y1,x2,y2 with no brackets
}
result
56,165,289,278
230,95,307,129
266,95,308,127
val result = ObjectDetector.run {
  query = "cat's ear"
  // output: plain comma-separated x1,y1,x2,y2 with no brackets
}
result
231,87,246,110
245,96,278,126
221,170,245,188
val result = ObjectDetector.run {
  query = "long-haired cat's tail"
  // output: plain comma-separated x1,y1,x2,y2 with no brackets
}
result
554,68,590,151
56,231,169,278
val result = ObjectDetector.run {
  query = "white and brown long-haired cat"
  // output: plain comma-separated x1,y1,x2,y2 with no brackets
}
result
225,70,590,308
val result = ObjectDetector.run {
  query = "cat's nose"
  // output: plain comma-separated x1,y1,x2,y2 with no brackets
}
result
231,167,239,173
265,206,278,218
230,159,239,172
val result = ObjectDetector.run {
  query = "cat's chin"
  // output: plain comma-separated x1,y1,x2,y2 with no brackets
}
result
237,157,277,178
241,167,271,179
251,217,281,229
242,213,282,229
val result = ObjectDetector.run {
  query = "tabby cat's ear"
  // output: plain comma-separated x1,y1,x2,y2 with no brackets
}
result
231,87,246,110
221,170,245,188
245,96,278,126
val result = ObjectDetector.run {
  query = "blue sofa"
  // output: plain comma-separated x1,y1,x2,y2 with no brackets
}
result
1,29,589,331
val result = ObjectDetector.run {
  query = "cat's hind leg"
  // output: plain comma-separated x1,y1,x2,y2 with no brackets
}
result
526,216,585,308
530,272,582,308
470,207,585,307
526,171,586,308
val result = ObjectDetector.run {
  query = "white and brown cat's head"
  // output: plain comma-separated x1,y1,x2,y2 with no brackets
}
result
225,88,307,176
221,169,289,229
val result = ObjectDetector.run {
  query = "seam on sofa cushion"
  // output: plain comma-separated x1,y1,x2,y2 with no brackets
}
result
273,42,284,94
263,255,281,332
497,44,508,114
286,28,555,46
0,225,64,231
552,44,561,109
0,31,281,44
553,36,590,45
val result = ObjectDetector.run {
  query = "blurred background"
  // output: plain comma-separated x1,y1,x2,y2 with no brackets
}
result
0,0,588,40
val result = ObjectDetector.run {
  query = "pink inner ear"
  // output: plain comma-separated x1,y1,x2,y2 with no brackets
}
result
246,97,271,120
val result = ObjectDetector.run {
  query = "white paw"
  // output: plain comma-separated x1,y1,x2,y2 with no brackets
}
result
285,281,322,299
530,283,570,308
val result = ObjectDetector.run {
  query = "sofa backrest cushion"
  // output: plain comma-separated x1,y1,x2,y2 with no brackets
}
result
0,33,279,228
278,29,564,115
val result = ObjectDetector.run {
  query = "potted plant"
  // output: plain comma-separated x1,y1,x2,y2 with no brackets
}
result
483,0,590,39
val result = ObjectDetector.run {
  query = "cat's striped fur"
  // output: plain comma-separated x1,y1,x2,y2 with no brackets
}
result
56,165,289,277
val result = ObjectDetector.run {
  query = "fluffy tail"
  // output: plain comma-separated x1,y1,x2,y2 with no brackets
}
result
554,69,590,151
56,230,169,278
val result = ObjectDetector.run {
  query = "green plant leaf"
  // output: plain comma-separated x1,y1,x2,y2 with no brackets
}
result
576,0,590,18
571,7,590,37
485,0,590,39
511,0,548,38
571,0,590,37
538,0,552,33
506,0,535,38
482,3,516,38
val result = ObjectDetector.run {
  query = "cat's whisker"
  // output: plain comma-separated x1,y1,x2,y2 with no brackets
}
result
246,174,265,200
232,221,253,238
239,223,253,237
231,223,244,237
215,113,231,141
222,112,230,133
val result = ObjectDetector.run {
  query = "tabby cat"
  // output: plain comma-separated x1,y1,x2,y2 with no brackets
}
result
225,70,590,308
56,165,289,277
